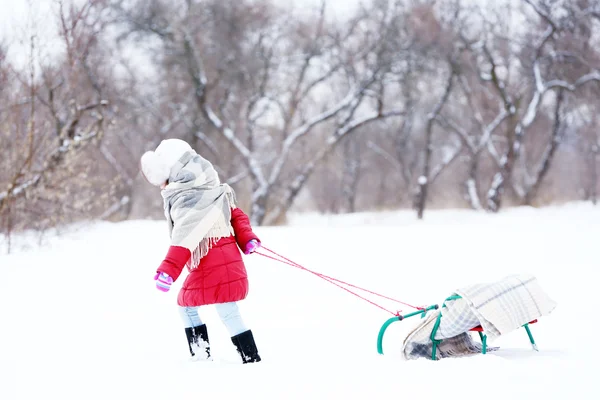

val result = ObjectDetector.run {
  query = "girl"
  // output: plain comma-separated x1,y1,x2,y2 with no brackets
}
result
140,138,262,363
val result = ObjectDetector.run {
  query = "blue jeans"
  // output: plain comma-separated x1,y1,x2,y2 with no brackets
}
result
178,302,248,337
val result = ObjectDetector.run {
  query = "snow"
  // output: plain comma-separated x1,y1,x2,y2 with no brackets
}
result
1,202,598,399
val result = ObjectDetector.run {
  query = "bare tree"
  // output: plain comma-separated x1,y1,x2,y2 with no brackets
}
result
522,88,565,204
0,0,121,249
117,0,405,225
5,0,600,238
414,66,456,219
482,0,600,210
424,0,600,212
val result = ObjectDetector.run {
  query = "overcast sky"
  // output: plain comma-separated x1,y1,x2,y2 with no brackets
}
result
0,0,363,68
0,0,362,35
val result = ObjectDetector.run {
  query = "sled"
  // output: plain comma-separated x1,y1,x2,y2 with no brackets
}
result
377,295,539,359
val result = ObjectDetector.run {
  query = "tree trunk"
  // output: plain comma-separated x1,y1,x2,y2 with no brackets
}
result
415,71,455,220
342,138,361,213
465,151,483,210
590,145,598,205
2,202,13,254
524,89,564,205
486,114,519,212
250,177,270,226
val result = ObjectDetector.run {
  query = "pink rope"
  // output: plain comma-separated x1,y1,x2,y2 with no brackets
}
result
255,246,423,315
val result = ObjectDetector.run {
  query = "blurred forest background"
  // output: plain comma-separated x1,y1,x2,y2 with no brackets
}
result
1,0,599,242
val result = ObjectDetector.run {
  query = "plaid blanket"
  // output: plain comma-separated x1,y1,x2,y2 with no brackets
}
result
161,151,236,271
402,274,556,360
456,274,557,341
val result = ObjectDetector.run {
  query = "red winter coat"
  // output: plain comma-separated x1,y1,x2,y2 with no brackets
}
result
157,208,259,307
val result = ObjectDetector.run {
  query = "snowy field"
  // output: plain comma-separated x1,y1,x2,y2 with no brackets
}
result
0,203,597,399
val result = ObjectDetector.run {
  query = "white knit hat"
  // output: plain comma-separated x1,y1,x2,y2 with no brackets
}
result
140,139,193,186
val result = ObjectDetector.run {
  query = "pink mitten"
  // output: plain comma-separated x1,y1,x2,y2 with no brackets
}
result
154,272,173,292
244,239,261,255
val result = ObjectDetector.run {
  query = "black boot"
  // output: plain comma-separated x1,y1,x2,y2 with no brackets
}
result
231,329,261,364
184,324,210,360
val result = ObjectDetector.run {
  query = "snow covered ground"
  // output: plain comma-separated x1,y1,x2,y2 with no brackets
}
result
1,203,597,399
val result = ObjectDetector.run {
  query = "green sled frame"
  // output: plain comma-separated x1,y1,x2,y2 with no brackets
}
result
377,295,538,359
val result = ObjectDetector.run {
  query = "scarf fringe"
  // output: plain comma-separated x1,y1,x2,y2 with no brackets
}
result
185,216,235,271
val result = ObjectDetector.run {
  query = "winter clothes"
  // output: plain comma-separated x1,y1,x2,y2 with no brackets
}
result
244,239,261,255
140,139,193,186
143,138,262,363
157,207,258,307
185,324,210,360
154,272,173,292
144,139,259,307
160,148,238,270
231,330,261,363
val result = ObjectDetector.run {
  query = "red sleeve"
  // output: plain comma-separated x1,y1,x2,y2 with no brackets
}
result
231,207,260,251
157,245,191,282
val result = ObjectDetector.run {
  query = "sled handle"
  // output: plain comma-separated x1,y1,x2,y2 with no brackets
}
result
377,304,439,355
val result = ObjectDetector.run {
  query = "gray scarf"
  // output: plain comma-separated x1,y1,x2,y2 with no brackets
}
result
161,151,236,270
